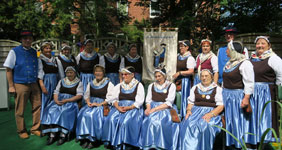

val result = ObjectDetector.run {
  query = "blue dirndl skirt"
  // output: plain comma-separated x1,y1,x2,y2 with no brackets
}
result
178,106,222,150
223,88,256,148
106,73,120,86
40,73,58,120
102,100,144,148
139,102,179,150
76,97,110,141
251,82,274,143
134,73,142,82
180,76,192,118
41,93,79,134
80,73,95,92
193,75,201,86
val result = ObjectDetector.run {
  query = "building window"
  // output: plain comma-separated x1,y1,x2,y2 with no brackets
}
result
150,0,160,18
117,0,128,17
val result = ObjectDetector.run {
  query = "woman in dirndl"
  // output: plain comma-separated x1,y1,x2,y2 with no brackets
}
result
139,67,179,150
56,43,77,79
41,66,83,146
178,69,224,150
100,42,124,85
194,39,218,85
222,41,255,149
76,39,101,93
76,64,115,149
124,44,143,82
172,40,196,118
250,36,282,145
102,66,144,150
38,42,59,120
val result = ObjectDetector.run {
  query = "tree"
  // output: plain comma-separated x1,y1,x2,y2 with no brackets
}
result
0,0,122,41
135,0,282,51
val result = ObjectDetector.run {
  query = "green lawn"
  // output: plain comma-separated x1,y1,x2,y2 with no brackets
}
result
0,97,105,150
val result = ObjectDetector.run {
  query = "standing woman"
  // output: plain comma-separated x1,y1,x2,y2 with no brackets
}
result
41,66,83,146
38,42,59,120
76,39,101,92
57,44,77,79
124,44,143,82
140,67,179,150
194,39,218,85
250,36,282,144
76,65,115,149
179,69,224,150
223,41,255,149
172,40,196,118
100,42,124,85
102,66,144,149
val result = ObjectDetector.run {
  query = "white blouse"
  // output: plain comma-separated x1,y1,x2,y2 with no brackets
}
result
268,54,282,85
83,81,115,103
223,60,254,95
188,85,223,106
54,80,83,96
112,83,145,109
145,82,176,107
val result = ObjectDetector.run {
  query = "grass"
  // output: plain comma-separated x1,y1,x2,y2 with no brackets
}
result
0,97,105,150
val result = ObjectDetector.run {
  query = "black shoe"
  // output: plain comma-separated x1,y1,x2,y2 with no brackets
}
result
46,137,56,145
87,142,94,149
56,138,66,146
81,141,89,149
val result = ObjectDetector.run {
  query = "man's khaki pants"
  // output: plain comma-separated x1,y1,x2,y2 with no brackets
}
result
14,83,41,134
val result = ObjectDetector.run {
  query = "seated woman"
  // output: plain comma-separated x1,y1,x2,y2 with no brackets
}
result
41,66,83,146
76,64,115,149
139,67,179,150
102,66,145,149
178,69,224,150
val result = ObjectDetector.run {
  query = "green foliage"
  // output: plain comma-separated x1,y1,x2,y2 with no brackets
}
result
121,19,152,43
214,99,282,150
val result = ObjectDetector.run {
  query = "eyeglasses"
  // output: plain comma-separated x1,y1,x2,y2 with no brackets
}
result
121,73,130,76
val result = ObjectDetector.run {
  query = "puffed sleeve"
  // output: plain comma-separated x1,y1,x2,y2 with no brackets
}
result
75,53,81,65
3,50,16,69
133,83,145,108
111,83,121,104
186,56,196,69
105,82,115,104
54,80,62,95
119,56,125,70
83,83,91,100
239,60,254,95
37,59,44,80
76,82,84,96
56,57,65,79
215,86,223,105
243,47,249,59
211,55,219,73
165,83,176,107
100,55,105,68
268,55,282,85
187,86,197,104
145,83,153,104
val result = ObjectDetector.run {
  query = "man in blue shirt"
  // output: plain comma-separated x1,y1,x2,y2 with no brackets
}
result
4,30,41,139
217,26,249,84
